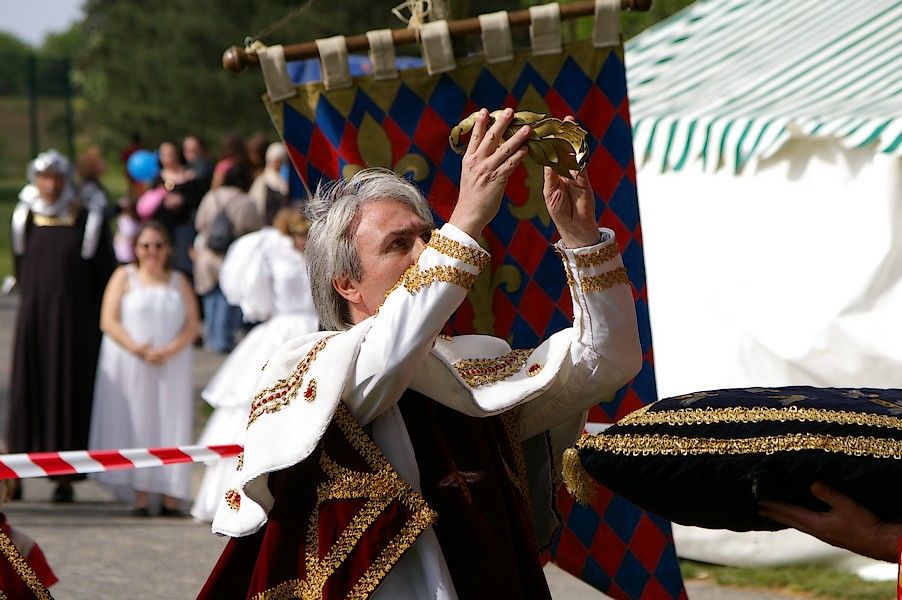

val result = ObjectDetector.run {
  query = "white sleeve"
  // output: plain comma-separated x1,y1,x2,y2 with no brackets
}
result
345,223,489,426
515,228,642,439
219,230,274,322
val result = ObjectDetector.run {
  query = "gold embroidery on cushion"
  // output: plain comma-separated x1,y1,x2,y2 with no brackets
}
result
427,229,490,270
527,363,542,377
0,530,52,600
618,405,902,429
574,243,620,269
247,336,332,427
236,451,244,471
581,267,629,293
576,432,902,460
453,348,533,387
225,489,241,511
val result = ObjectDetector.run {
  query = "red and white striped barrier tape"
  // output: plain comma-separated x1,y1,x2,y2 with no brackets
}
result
0,444,243,480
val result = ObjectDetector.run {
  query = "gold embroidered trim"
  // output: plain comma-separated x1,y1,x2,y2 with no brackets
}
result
576,432,902,460
225,489,241,511
345,507,436,599
236,451,244,471
255,405,437,600
580,267,629,293
0,530,52,600
303,379,317,403
527,363,543,377
556,247,576,288
453,348,534,387
402,265,477,294
501,412,532,510
251,578,299,600
32,212,76,227
618,405,902,430
427,229,490,270
247,336,332,427
376,263,478,316
574,243,619,269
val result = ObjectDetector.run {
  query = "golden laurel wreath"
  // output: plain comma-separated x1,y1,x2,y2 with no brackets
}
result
449,110,589,178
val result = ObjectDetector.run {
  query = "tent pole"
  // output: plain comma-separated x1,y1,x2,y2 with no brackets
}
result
223,0,650,73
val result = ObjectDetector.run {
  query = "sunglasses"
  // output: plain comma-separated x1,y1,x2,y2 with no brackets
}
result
138,242,166,250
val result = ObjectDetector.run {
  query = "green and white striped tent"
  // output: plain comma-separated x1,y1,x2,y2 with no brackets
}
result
626,0,901,173
626,0,901,577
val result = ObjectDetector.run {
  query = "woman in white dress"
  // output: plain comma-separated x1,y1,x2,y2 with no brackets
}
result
191,207,319,521
89,221,201,516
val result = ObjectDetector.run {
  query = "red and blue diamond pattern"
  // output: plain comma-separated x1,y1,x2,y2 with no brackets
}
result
268,41,684,600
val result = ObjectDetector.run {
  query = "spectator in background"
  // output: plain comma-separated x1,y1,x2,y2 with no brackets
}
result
89,221,199,516
182,134,215,194
193,163,262,352
120,132,145,199
8,149,115,503
75,146,109,210
248,142,289,225
210,134,249,190
191,207,318,521
113,196,140,264
142,141,197,278
246,132,269,180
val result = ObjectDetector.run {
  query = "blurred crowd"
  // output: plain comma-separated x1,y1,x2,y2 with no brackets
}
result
3,135,319,589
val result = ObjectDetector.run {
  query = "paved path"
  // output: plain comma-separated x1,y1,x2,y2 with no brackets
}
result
0,294,800,599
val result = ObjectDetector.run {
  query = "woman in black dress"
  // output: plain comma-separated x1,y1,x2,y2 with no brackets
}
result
7,149,115,502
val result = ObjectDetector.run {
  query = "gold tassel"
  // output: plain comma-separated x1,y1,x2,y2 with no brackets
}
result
562,447,597,505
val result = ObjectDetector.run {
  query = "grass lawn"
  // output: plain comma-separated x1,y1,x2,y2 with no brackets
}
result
681,559,897,600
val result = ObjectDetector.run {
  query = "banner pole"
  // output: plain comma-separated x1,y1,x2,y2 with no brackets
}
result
223,0,651,73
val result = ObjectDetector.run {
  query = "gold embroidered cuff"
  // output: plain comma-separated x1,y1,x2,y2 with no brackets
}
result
402,265,478,294
581,267,630,293
428,229,490,270
574,243,620,270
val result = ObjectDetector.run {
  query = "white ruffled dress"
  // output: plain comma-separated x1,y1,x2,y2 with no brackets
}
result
190,228,319,521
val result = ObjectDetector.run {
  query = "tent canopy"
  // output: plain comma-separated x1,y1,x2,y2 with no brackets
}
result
626,0,902,173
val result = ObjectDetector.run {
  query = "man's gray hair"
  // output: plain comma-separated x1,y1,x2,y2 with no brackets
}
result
305,168,435,330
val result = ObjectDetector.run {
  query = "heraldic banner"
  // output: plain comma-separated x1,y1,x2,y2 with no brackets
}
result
258,27,686,600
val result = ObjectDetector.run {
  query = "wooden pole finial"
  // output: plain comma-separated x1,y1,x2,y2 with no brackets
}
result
222,46,249,73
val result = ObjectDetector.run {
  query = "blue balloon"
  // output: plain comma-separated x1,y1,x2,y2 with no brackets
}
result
127,150,160,182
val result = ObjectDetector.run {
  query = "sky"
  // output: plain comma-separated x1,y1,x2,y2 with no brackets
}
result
0,0,85,46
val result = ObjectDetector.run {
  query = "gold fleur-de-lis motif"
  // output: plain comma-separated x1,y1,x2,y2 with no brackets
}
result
468,261,522,336
342,113,429,181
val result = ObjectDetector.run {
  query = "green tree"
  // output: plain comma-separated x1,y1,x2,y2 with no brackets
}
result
73,0,694,154
0,31,33,95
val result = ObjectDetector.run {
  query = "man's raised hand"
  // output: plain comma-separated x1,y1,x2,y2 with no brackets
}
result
450,108,531,240
543,116,600,249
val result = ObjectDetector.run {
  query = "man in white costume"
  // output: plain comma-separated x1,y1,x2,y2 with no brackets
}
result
200,109,642,599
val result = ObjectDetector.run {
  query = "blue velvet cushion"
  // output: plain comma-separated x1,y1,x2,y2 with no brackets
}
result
572,386,902,531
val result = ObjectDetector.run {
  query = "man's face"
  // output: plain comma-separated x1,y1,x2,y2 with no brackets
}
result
338,198,431,322
35,171,65,203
